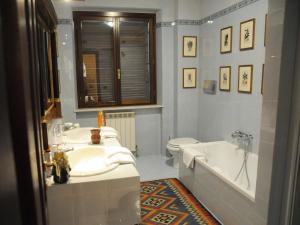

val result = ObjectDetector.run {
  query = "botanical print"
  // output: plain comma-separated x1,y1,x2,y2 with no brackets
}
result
183,68,197,88
219,66,231,91
187,40,193,51
220,26,232,53
240,19,255,50
183,36,197,57
238,65,253,93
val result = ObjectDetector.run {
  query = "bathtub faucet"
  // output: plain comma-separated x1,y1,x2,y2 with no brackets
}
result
231,130,253,149
231,130,243,138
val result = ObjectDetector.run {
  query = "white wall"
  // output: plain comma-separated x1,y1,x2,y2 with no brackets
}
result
52,0,176,22
199,0,241,18
53,0,209,22
197,0,267,153
53,0,266,156
53,0,178,156
174,24,200,139
175,0,202,20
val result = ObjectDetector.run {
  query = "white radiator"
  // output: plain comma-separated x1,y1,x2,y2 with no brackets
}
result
105,112,136,152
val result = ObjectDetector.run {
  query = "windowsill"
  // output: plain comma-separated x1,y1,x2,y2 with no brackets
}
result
74,104,163,113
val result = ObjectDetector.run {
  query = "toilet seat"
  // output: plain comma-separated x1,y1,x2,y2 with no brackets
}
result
168,138,199,147
166,144,181,152
166,138,199,169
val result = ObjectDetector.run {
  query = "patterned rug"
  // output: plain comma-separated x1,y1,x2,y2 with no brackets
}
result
140,178,221,225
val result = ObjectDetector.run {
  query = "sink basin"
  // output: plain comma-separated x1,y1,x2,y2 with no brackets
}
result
63,127,119,144
67,146,118,177
63,127,96,144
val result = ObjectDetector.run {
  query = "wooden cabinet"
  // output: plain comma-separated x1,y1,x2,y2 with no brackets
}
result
37,0,61,121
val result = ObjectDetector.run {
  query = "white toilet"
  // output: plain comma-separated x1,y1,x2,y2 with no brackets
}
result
167,138,199,168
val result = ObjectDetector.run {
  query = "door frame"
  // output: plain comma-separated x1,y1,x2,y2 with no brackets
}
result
0,0,48,224
266,0,300,224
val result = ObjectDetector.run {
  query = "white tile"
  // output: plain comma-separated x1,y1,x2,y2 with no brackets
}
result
136,154,178,181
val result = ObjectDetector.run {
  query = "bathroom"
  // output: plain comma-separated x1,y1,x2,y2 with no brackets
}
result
1,0,300,225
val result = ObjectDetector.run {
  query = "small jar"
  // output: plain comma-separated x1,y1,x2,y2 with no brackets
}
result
91,129,101,144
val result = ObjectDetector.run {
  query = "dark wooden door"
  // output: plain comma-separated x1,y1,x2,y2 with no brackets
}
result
0,0,48,225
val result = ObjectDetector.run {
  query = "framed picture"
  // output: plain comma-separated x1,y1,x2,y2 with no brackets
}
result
219,66,231,91
261,64,265,94
220,26,232,54
240,18,255,50
183,68,197,88
183,36,197,57
238,65,253,93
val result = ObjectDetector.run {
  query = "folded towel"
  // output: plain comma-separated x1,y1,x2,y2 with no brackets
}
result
106,153,136,166
101,131,119,139
183,147,205,168
101,126,118,133
104,146,136,166
101,126,120,139
104,146,133,156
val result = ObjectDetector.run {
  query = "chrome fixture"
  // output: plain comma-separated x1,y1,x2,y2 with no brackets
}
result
231,130,253,190
231,130,253,148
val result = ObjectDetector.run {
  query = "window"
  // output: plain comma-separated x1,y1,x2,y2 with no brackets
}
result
73,12,157,108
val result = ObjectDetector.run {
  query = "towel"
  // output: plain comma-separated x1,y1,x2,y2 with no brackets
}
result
106,153,136,166
101,131,119,139
101,126,118,133
104,146,136,166
182,147,205,168
101,126,120,139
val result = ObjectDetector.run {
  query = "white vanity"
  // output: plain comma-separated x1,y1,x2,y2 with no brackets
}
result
46,127,140,225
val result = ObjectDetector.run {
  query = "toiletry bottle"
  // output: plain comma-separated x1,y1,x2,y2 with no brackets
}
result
52,151,71,184
98,111,104,127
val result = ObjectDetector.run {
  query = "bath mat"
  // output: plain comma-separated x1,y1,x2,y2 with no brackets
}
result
140,178,221,225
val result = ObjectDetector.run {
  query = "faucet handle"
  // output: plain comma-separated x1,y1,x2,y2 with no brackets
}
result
232,130,242,138
248,134,254,140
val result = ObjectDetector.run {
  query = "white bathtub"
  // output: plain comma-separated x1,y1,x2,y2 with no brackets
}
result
181,141,258,201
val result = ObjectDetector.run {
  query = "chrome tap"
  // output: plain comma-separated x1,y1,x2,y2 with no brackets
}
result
231,130,243,138
231,130,253,151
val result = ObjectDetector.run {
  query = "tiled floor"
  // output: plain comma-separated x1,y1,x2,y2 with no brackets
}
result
136,154,178,181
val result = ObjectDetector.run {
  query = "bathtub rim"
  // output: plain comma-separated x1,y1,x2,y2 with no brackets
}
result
195,157,256,202
179,141,257,201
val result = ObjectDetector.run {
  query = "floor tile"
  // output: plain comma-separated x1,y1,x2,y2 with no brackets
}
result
136,155,178,181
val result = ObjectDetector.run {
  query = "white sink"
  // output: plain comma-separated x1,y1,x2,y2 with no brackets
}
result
63,127,96,144
63,127,119,144
67,146,118,177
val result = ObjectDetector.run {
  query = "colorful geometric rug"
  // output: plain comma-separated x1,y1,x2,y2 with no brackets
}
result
140,178,221,225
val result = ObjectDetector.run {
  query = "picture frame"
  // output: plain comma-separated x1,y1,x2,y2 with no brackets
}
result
183,36,197,57
220,26,232,54
219,66,231,91
261,64,265,95
240,18,255,50
238,65,253,93
183,68,197,88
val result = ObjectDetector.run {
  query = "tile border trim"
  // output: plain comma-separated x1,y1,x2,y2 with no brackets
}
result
156,0,260,28
57,0,260,27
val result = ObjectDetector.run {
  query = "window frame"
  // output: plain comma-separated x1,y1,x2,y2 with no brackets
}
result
73,11,157,109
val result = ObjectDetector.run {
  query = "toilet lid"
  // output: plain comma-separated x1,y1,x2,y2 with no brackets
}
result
168,138,199,147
